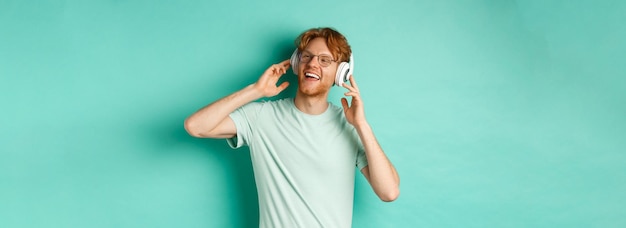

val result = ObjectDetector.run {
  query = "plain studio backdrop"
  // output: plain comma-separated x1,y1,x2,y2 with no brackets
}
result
1,0,625,227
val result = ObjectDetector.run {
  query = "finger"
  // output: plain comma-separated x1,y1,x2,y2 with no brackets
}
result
342,81,357,93
280,61,291,73
348,75,359,90
272,65,286,76
277,81,290,92
277,65,285,75
341,97,349,110
344,91,361,99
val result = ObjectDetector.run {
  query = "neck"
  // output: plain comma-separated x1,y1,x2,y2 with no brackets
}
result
294,92,329,115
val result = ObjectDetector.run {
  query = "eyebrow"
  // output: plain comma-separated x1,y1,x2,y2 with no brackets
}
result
302,50,333,56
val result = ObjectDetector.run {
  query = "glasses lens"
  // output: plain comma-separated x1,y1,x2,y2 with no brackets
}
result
300,54,312,63
300,53,334,66
319,55,332,66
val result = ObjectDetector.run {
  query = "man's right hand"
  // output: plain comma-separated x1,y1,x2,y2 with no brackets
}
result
253,59,291,97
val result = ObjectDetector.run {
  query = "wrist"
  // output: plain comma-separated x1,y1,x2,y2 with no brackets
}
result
242,84,265,100
354,120,371,132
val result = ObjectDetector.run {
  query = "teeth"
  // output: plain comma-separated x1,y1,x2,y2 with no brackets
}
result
305,73,320,80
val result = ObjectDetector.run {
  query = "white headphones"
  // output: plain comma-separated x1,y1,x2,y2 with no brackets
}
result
290,49,354,87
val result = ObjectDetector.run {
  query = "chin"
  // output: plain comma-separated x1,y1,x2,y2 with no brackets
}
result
297,83,331,97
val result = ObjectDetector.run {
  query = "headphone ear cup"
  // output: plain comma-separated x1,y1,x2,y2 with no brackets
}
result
290,49,299,75
335,62,350,87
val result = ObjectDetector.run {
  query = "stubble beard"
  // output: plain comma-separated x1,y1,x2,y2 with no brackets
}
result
297,79,331,98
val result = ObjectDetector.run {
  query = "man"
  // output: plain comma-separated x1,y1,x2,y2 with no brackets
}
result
184,27,399,227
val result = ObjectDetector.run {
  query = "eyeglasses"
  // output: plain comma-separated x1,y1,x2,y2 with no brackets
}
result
299,52,336,67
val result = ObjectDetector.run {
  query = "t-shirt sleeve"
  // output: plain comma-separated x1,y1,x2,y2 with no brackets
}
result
226,102,264,149
353,129,369,170
356,143,368,170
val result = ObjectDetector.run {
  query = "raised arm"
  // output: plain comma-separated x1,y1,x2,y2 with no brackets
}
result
184,60,291,138
341,75,400,202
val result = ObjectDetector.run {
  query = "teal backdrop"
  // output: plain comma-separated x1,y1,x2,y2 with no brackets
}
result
1,0,625,227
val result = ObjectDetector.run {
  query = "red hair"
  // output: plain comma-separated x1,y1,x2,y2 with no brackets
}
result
295,27,352,63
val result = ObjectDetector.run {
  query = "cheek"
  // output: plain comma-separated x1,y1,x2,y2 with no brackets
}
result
298,63,306,76
323,68,337,82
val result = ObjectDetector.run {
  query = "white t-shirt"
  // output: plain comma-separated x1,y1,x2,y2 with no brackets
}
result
228,98,368,228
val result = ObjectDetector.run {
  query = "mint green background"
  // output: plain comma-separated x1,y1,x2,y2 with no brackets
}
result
1,0,625,227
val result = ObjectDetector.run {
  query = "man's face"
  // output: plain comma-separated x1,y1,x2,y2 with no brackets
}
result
297,37,338,97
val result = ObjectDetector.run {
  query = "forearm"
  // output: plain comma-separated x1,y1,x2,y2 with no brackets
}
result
184,84,262,137
356,122,400,201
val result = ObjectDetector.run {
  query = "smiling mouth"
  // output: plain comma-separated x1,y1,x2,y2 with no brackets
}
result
305,72,320,80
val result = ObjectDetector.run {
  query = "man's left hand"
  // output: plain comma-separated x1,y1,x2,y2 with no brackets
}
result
341,75,367,127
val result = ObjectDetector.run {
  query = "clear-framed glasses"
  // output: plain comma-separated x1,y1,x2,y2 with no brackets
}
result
300,52,336,67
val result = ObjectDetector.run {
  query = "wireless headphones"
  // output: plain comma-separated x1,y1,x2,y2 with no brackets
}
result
290,49,354,87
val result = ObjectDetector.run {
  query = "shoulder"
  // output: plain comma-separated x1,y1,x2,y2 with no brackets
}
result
237,98,294,117
326,102,347,121
259,98,294,111
240,98,291,110
270,97,294,106
327,102,353,128
328,102,344,115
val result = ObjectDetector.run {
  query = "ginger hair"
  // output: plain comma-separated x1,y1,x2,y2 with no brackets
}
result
295,27,352,63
